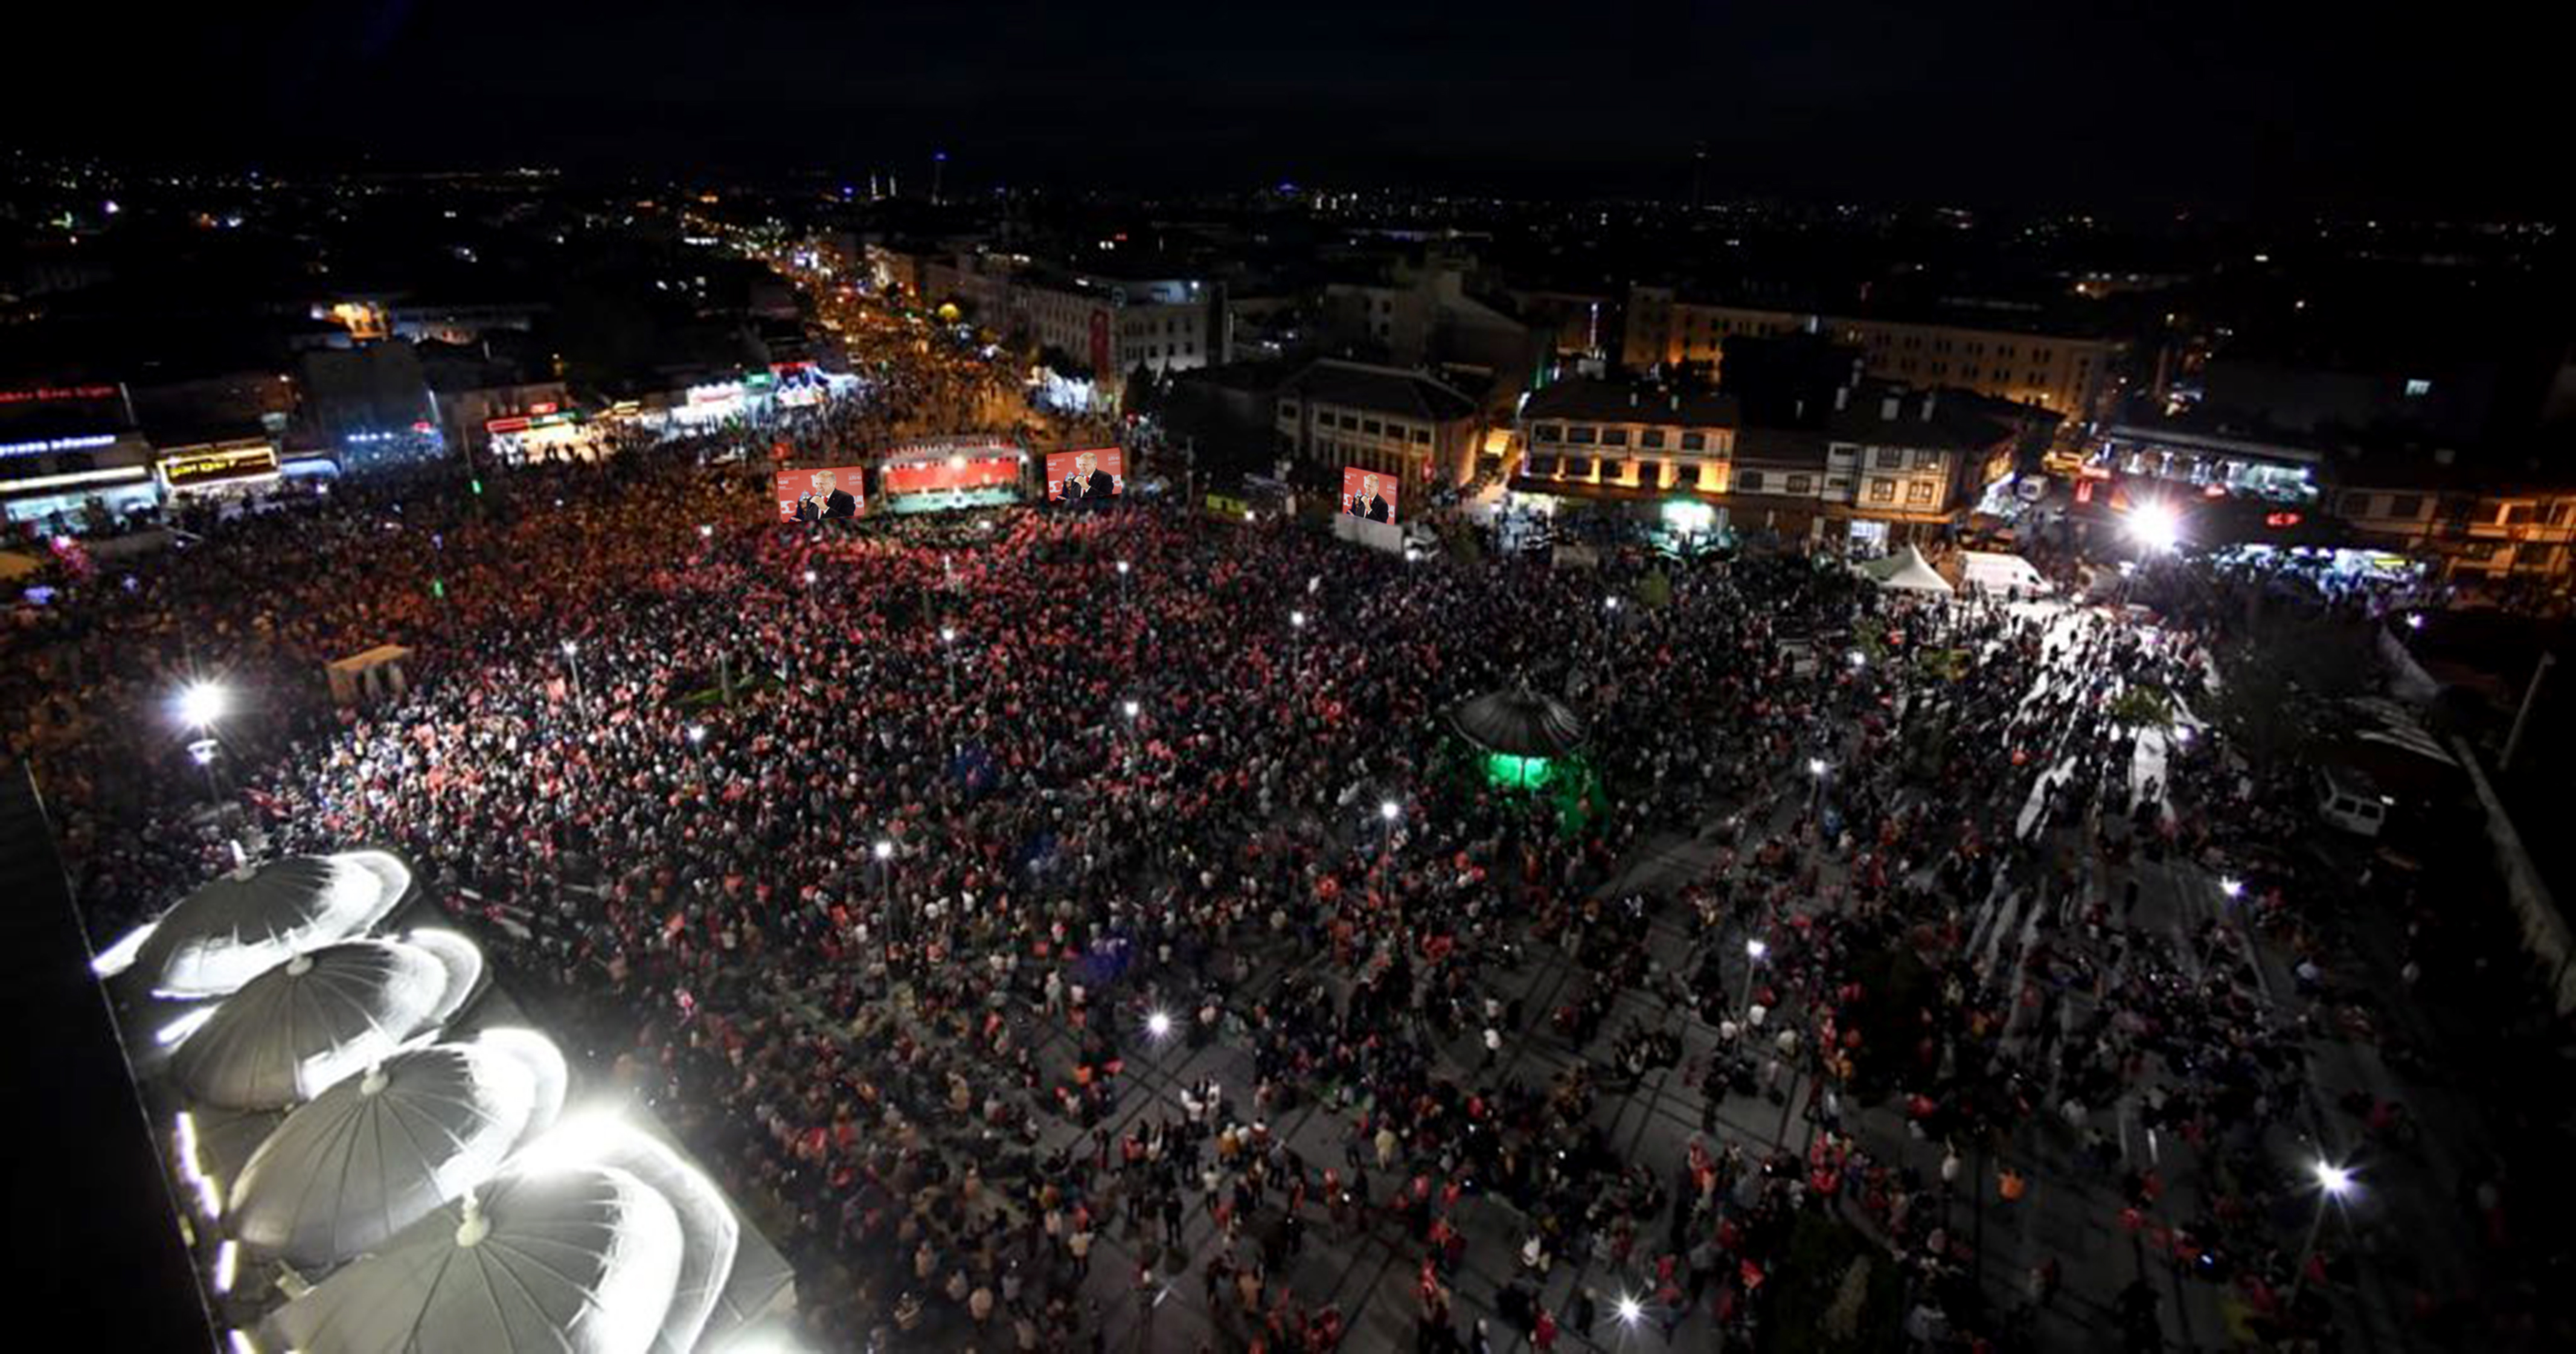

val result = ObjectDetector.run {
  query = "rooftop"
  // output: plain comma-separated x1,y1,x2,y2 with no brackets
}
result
1522,376,1740,429
1282,358,1478,423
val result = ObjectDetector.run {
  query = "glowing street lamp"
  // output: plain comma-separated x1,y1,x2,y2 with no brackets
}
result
1379,799,1401,823
1807,757,1828,778
1616,1294,1643,1326
873,839,895,862
1743,937,1767,1010
2126,501,2180,553
2291,1159,2358,1304
2220,878,2244,899
1146,1010,1173,1040
803,569,817,585
1290,609,1306,629
698,524,714,539
176,681,229,730
1122,699,1140,720
686,724,706,746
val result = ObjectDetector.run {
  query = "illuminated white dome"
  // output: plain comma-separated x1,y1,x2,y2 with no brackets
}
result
170,931,482,1109
263,1163,684,1354
229,1030,567,1267
111,850,413,998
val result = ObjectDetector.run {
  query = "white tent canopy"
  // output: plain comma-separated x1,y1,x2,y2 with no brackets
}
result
1856,546,1955,594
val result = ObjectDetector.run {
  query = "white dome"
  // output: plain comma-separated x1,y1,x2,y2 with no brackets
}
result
229,1030,566,1268
170,932,482,1110
263,1163,684,1354
111,850,413,998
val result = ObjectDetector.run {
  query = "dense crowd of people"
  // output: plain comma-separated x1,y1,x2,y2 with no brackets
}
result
5,380,2570,1352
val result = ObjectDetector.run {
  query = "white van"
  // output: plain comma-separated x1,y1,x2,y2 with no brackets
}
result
2316,769,2389,838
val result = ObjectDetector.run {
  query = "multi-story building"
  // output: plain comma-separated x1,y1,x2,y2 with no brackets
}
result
1320,251,1545,412
920,251,1225,396
2334,454,2576,589
1623,287,2121,421
1517,377,1740,495
1512,374,2022,550
1275,359,1484,489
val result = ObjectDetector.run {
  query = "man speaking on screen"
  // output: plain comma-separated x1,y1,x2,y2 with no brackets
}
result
1076,449,1118,501
1347,472,1392,524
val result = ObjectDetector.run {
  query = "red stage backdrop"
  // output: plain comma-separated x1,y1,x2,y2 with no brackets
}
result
1046,447,1126,502
881,454,1021,495
1340,466,1400,524
775,465,865,520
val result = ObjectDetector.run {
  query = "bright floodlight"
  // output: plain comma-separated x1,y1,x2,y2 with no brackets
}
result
1616,1294,1644,1324
1123,699,1140,719
1848,650,1866,668
940,626,956,643
1604,595,1621,611
873,839,894,861
686,724,706,745
2315,1161,2354,1196
2220,878,2244,899
1807,757,1828,778
176,681,229,729
1290,609,1306,628
1379,799,1400,821
803,570,817,584
1746,938,1767,960
1116,559,1131,575
1146,1010,1173,1039
2127,501,2180,552
560,640,578,657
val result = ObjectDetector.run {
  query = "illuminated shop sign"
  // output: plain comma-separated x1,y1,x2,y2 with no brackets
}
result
160,444,280,488
0,433,118,460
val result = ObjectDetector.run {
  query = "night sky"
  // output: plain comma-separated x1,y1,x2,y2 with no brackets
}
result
14,0,2545,213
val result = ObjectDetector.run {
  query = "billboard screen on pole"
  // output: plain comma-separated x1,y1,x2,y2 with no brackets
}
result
1341,466,1399,524
775,466,864,521
1046,447,1125,502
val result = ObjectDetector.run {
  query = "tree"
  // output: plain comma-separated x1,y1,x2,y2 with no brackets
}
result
2208,614,2374,766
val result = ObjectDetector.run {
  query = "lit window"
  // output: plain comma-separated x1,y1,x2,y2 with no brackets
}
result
2404,378,2432,398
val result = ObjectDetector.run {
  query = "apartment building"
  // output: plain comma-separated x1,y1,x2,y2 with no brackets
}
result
1275,359,1484,488
1624,287,2119,420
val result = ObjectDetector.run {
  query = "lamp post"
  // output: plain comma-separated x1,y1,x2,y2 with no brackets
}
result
940,626,958,697
1116,557,1132,599
1807,756,1830,819
873,839,897,963
176,682,230,804
1741,937,1767,1013
2289,1159,2355,1307
560,640,585,713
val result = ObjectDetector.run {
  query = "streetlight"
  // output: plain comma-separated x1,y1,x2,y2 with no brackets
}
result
1379,799,1401,823
939,626,958,695
1146,1010,1173,1041
176,681,230,730
2220,878,2244,900
686,724,706,745
2126,501,2180,554
873,838,897,957
559,641,585,711
803,569,817,585
1122,699,1140,720
698,523,714,539
1616,1294,1643,1326
1290,609,1306,629
1604,595,1622,612
2290,1160,2357,1306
